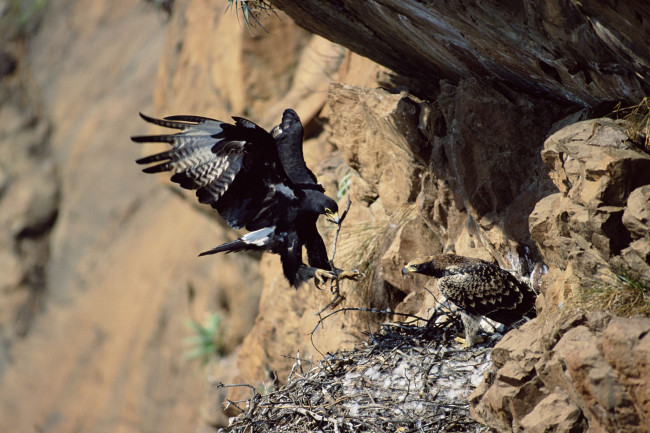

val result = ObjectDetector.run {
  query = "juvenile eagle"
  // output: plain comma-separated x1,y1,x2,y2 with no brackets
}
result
133,109,350,288
401,254,537,346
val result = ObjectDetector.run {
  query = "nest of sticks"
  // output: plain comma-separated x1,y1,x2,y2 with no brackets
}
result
216,317,497,433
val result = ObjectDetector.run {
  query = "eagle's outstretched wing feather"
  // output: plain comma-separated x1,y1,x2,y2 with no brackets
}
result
133,109,341,287
273,109,321,188
133,112,289,229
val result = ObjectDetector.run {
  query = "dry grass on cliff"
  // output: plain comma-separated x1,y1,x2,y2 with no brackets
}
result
216,320,494,433
579,274,650,318
615,97,650,152
335,205,419,302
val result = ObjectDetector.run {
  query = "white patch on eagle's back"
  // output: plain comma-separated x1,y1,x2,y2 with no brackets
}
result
274,183,296,199
242,226,275,246
271,124,283,138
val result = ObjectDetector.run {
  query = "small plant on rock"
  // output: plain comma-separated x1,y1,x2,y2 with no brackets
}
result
226,0,275,31
579,272,649,317
614,97,650,152
183,312,225,365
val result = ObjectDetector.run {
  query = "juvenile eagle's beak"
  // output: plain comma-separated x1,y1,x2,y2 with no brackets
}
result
324,208,340,225
401,264,416,276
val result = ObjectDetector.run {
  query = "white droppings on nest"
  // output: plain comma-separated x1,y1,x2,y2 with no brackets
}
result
224,322,495,432
335,323,494,426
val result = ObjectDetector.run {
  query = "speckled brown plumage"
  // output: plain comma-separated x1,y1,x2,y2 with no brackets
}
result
402,254,537,326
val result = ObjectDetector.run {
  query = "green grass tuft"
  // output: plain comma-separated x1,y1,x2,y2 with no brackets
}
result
183,312,225,365
225,0,275,32
0,0,47,39
337,171,354,200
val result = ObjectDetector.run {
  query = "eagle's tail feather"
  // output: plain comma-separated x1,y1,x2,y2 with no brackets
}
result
199,227,275,256
199,239,249,256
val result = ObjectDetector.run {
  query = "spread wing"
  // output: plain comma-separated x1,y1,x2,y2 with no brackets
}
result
132,112,295,230
272,109,322,189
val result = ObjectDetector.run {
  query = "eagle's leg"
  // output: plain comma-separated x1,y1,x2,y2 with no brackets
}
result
334,269,364,281
310,268,363,285
295,266,332,287
313,268,337,286
455,311,483,347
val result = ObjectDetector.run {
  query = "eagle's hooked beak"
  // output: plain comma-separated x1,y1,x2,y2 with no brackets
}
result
324,208,340,225
401,263,416,276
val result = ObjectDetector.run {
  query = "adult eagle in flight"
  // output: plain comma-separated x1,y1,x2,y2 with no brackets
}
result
402,254,537,346
133,109,354,288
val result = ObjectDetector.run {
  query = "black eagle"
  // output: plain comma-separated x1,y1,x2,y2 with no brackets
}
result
402,254,537,346
133,109,350,288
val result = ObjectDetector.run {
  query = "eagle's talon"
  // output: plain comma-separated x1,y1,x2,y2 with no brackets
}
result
337,269,364,281
454,335,484,348
314,269,337,285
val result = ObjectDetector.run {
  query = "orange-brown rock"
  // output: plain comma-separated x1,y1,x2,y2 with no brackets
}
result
530,118,650,305
3,0,650,432
471,311,650,433
271,0,650,106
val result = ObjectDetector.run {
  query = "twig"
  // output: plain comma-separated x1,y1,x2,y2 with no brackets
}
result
226,320,494,432
329,195,352,264
314,196,353,316
209,379,257,394
209,379,258,416
327,195,352,300
309,307,429,358
274,405,341,423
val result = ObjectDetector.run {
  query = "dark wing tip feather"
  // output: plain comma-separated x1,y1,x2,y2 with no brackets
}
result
170,172,201,189
131,134,151,143
136,154,165,165
141,162,173,173
199,238,250,256
138,112,157,123
164,114,217,123
138,112,198,130
135,148,177,165
196,187,216,204
231,116,259,129
131,134,177,143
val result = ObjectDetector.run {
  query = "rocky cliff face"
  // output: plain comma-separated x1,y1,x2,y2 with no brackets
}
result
470,311,650,433
271,0,650,106
1,0,648,432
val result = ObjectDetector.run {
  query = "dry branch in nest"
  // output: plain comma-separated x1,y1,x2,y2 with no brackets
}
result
216,320,495,433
